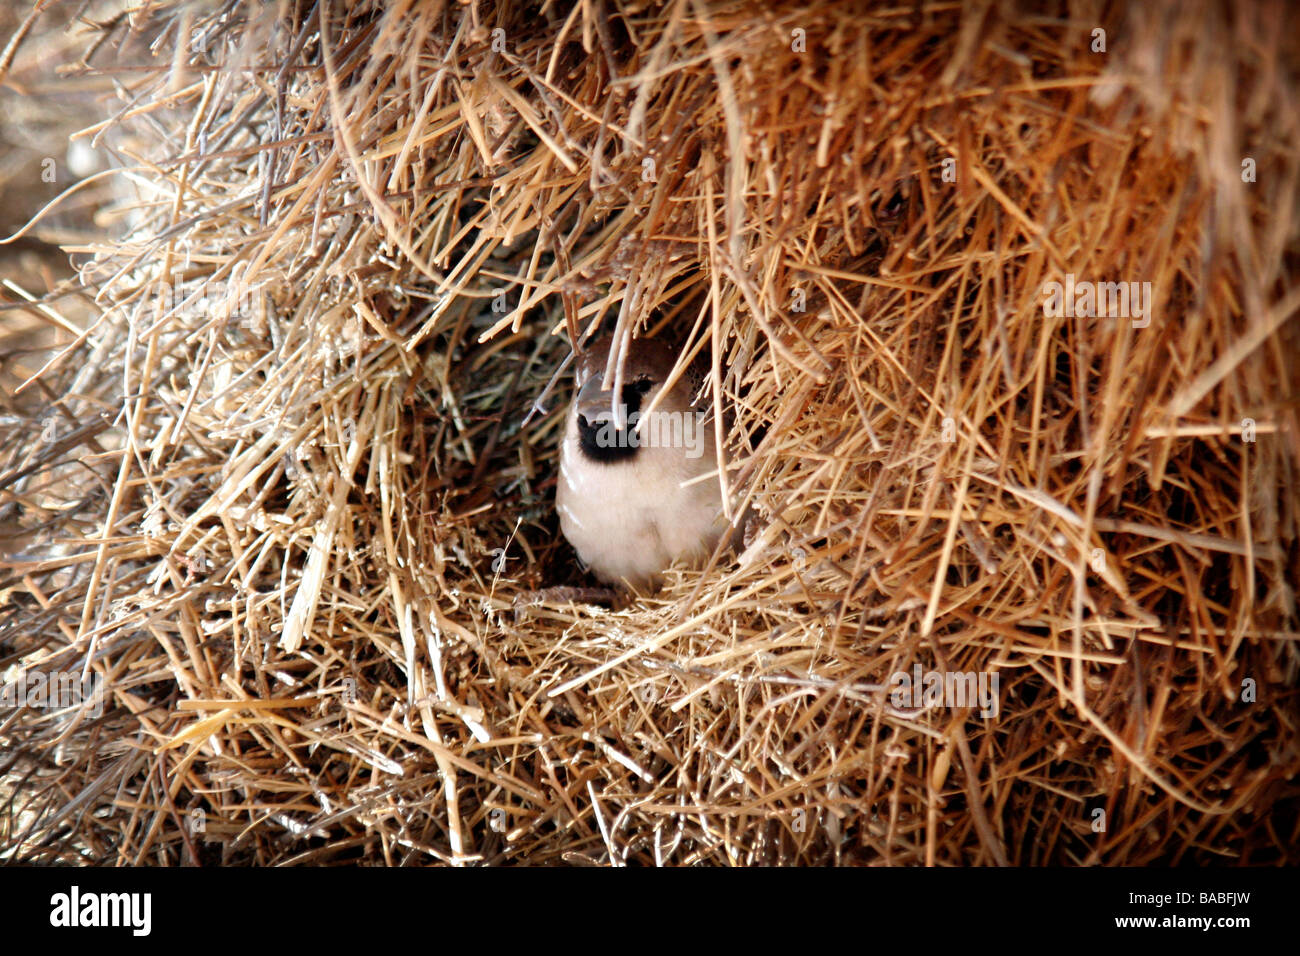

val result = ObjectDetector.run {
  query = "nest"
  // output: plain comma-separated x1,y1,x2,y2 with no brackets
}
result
2,0,1297,865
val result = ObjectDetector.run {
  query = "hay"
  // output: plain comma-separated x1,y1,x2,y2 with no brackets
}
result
1,0,1297,865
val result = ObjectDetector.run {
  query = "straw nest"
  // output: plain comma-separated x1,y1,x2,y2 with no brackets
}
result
2,0,1297,865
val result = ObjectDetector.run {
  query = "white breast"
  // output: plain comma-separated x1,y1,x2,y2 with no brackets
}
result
557,416,724,588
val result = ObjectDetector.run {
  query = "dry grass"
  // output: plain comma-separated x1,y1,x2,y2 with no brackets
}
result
1,0,1297,865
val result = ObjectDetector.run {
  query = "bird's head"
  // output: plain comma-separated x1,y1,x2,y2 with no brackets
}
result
571,336,701,464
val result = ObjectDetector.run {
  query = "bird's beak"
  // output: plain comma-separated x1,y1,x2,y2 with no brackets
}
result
576,376,627,430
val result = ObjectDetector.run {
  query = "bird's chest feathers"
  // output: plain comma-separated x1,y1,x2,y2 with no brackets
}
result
562,444,699,523
558,434,720,578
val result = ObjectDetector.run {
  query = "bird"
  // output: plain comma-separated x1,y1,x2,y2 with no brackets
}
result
556,334,727,590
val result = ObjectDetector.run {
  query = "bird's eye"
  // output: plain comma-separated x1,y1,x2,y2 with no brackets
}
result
621,378,653,403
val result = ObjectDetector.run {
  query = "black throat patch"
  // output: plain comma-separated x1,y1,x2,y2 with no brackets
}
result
577,380,652,463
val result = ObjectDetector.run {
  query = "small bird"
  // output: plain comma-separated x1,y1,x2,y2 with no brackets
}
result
557,335,726,590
